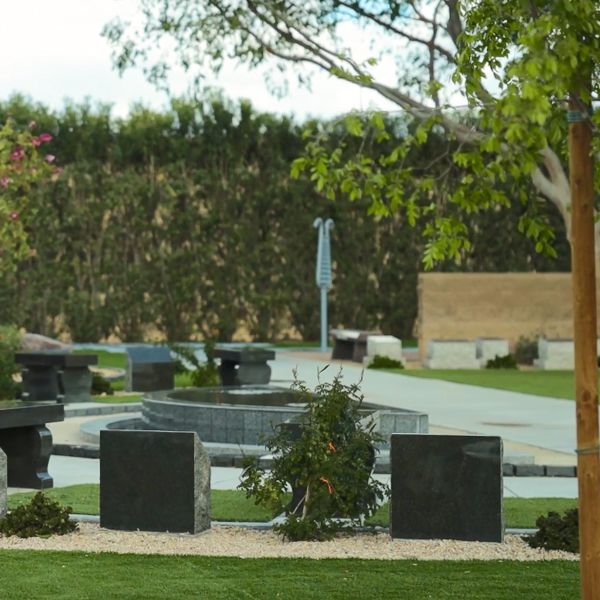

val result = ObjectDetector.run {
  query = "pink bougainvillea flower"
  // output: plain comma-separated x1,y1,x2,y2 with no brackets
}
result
0,176,10,188
31,136,42,147
9,211,19,221
10,147,25,161
45,154,56,163
39,133,53,142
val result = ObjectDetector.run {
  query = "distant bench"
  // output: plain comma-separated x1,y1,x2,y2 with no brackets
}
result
15,351,97,403
0,401,64,488
330,329,380,362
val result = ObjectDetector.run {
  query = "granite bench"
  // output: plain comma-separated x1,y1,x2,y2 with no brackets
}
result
214,347,275,386
15,351,97,403
0,401,64,488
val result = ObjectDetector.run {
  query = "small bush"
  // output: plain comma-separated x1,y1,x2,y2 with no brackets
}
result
527,508,579,553
485,354,518,369
514,336,538,365
91,373,114,395
239,374,389,541
367,355,404,370
0,492,78,538
170,341,220,387
0,324,21,400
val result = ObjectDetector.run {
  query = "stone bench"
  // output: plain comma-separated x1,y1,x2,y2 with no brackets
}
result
424,340,480,369
476,338,510,367
214,347,275,386
15,351,97,403
365,335,404,366
330,329,380,362
0,401,64,488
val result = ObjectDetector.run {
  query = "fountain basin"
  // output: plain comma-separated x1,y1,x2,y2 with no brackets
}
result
141,385,428,448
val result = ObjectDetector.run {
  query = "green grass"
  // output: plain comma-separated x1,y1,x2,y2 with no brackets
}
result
8,486,576,529
366,497,578,528
75,349,127,370
8,485,282,522
0,551,579,599
89,393,143,404
399,369,582,400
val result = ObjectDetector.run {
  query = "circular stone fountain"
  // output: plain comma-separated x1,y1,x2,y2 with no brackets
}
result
141,385,307,446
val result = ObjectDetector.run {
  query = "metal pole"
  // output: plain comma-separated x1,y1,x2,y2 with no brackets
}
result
568,87,600,600
320,288,328,353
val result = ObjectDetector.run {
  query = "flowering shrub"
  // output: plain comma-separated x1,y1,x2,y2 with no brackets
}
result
0,119,58,272
239,373,389,541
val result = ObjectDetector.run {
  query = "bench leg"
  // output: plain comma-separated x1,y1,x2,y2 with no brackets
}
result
0,425,54,489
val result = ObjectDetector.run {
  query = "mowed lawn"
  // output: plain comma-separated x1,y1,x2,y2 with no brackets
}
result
8,485,578,529
0,550,580,600
398,369,584,400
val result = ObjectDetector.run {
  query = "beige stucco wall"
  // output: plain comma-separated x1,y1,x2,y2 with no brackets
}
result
415,273,594,358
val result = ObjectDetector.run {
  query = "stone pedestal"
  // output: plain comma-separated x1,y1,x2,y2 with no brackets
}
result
0,448,7,518
100,430,211,534
390,434,503,542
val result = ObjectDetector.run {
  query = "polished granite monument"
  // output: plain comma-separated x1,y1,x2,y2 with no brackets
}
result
390,433,503,542
0,401,64,488
100,430,210,534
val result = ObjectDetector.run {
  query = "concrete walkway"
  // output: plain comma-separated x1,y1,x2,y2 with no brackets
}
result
273,350,578,463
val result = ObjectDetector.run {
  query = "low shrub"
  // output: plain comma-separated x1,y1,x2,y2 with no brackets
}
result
0,492,78,538
91,373,114,395
367,355,404,370
526,508,579,553
514,336,538,365
485,354,518,369
170,341,220,387
239,374,389,541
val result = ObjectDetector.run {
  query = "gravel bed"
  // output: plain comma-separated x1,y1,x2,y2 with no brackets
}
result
0,524,577,561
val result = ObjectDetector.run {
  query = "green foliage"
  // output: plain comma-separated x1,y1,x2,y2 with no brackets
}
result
0,324,20,399
514,337,539,366
367,355,404,370
527,508,579,554
0,492,78,538
170,342,219,387
91,373,114,396
485,354,518,369
239,374,389,541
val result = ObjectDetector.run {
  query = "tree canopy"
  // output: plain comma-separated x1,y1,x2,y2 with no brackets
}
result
103,0,600,266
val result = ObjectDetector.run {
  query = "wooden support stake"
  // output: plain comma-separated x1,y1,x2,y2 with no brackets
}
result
569,92,600,600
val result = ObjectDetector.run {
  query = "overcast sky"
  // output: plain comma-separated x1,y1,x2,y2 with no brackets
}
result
0,0,398,121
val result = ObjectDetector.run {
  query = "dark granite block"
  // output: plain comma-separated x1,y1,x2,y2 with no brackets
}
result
100,430,210,534
125,347,174,392
60,367,93,403
514,464,546,477
390,434,503,542
214,347,275,386
545,465,576,477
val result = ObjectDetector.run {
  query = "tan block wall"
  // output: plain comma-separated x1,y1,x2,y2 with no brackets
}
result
415,273,597,358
